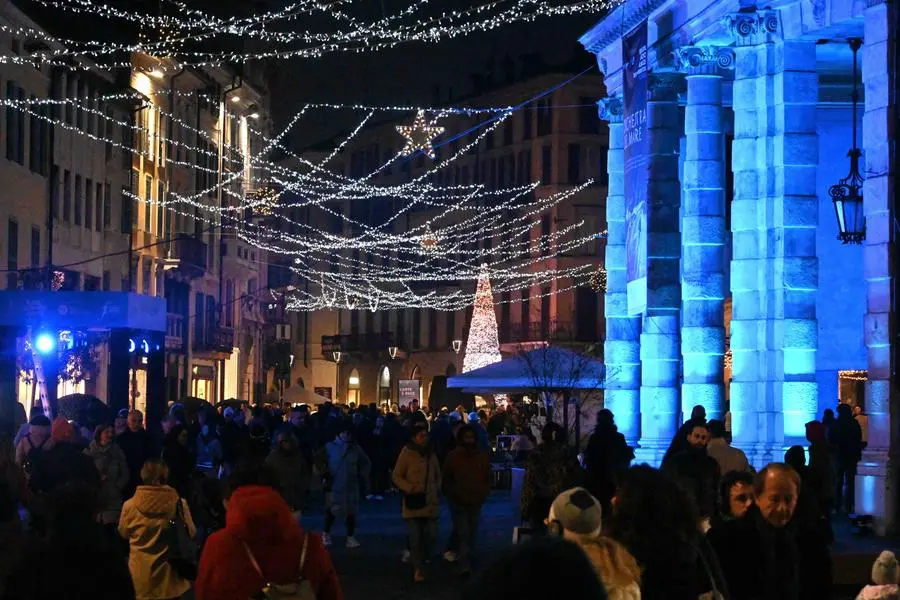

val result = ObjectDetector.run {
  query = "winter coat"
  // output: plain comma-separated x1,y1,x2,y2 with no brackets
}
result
705,438,751,476
443,445,491,507
265,446,310,511
584,425,633,511
520,442,583,523
117,428,156,498
662,447,720,518
320,439,370,516
84,440,129,523
834,416,864,465
708,505,800,600
392,443,442,519
195,485,341,600
118,484,197,600
30,441,100,495
858,585,900,600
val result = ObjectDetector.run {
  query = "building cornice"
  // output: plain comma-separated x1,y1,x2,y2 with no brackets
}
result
578,0,668,55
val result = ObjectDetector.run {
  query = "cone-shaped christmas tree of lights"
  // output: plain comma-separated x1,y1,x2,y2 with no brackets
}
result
463,266,502,373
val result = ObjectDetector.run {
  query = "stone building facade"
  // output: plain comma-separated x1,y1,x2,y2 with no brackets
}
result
581,0,897,530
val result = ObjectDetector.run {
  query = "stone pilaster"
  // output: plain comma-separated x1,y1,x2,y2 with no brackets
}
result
859,0,898,534
677,46,733,423
598,95,641,446
726,10,819,465
636,71,684,463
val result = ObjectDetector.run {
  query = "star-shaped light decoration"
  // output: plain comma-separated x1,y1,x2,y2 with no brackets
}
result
420,223,440,252
396,110,444,159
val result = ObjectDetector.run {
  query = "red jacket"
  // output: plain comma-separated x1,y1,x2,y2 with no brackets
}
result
196,485,341,600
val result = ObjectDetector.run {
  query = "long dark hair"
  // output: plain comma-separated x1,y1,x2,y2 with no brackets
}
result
606,465,701,597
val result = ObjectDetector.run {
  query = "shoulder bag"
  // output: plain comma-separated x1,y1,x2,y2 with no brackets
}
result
164,499,198,581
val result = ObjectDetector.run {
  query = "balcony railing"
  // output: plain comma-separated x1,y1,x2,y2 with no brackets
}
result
322,332,396,355
499,320,599,344
166,313,185,351
193,325,234,354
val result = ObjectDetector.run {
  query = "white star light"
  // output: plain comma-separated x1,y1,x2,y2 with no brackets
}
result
396,110,444,159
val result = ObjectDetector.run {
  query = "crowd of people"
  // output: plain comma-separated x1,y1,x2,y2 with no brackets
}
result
0,394,884,600
508,402,873,600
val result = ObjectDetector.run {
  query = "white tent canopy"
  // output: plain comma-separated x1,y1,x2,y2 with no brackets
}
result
280,385,332,406
446,346,605,394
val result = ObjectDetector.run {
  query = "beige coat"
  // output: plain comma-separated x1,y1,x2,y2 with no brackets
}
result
392,445,442,519
119,485,196,600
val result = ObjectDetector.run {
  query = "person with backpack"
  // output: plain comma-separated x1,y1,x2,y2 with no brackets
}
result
195,464,342,600
14,415,52,477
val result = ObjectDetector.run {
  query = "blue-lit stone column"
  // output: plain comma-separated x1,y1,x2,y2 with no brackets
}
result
859,0,897,533
598,95,641,446
636,71,684,463
727,10,819,464
677,46,733,422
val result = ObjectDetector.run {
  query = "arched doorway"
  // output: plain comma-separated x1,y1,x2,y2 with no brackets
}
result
377,366,392,408
347,368,360,406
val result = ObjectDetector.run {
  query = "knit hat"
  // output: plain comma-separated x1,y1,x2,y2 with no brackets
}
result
116,408,130,419
449,412,462,424
549,487,603,536
51,417,78,444
224,406,236,419
468,412,479,423
873,551,899,585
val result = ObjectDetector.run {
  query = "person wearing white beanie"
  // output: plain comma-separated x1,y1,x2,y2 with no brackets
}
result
547,488,641,600
857,551,900,600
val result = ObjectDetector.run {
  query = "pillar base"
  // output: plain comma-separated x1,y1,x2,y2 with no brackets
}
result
856,448,899,535
633,442,668,468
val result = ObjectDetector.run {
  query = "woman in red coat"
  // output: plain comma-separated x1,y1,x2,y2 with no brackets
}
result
196,482,342,600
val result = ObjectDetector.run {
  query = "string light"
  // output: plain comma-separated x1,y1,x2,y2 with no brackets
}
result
0,75,608,313
838,370,868,381
19,0,617,67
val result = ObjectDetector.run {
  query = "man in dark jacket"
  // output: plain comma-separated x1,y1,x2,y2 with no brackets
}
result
662,421,719,520
583,409,633,514
31,418,100,497
708,463,805,600
116,410,155,499
833,403,863,514
443,425,492,577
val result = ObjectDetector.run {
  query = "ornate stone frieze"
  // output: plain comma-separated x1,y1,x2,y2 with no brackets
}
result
676,46,736,76
597,95,623,123
723,10,781,47
647,71,685,102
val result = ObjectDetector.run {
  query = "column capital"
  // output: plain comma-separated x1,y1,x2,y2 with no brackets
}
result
647,71,685,102
597,95,623,123
676,45,736,76
723,10,781,47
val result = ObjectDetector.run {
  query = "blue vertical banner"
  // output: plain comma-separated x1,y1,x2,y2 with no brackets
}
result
622,21,648,316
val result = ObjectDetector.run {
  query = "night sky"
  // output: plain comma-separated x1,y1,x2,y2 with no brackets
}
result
263,2,605,148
